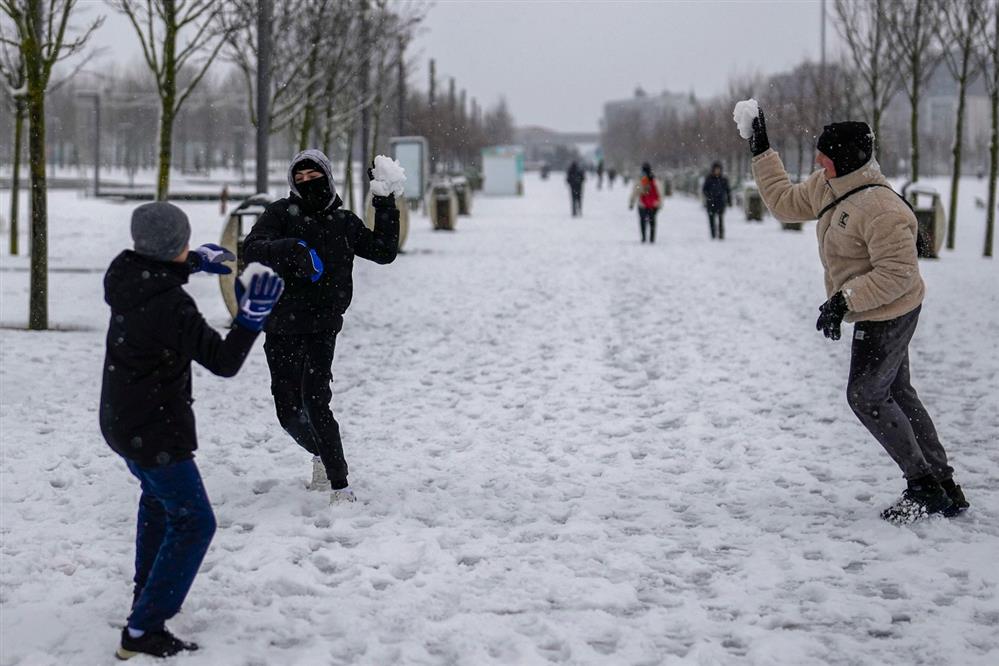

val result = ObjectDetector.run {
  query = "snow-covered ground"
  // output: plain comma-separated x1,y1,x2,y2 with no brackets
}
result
1,171,997,665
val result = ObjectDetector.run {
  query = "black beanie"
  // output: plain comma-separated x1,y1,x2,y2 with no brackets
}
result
817,121,874,177
293,158,324,176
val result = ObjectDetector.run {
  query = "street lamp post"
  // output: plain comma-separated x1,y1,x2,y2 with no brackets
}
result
77,91,101,197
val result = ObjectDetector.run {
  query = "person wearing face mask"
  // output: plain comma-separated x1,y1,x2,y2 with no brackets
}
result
243,149,399,505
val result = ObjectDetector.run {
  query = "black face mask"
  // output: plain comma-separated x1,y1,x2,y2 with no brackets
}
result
296,176,332,212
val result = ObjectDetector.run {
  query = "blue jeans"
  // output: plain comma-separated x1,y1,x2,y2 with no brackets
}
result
125,458,216,632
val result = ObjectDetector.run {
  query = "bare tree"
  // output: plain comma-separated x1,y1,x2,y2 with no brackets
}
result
1,0,102,330
939,0,986,250
981,0,998,258
110,0,234,200
0,19,25,255
887,0,944,183
833,0,900,161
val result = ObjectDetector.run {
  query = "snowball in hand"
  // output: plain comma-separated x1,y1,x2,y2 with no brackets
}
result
370,155,406,197
239,262,276,291
733,99,760,139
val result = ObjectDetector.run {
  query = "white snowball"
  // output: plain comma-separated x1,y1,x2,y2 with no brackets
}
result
733,99,760,140
239,262,276,290
371,155,407,197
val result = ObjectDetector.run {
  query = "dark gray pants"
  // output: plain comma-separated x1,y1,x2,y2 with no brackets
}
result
847,306,953,481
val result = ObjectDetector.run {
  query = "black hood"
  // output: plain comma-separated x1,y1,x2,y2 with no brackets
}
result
104,250,190,313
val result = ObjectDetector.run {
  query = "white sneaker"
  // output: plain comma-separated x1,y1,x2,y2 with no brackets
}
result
330,487,357,505
306,456,331,492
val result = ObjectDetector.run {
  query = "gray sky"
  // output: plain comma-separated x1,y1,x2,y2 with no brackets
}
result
87,0,839,134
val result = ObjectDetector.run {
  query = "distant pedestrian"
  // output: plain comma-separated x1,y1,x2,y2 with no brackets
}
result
608,168,617,189
702,161,732,240
628,163,662,243
597,159,605,189
567,161,585,216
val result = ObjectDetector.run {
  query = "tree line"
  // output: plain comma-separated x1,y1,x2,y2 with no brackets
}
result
1,0,515,330
601,0,998,259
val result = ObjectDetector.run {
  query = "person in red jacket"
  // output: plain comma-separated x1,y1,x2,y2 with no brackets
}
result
628,163,663,243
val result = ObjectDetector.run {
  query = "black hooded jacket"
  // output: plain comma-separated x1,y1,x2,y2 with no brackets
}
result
702,173,732,213
243,152,399,335
99,251,259,467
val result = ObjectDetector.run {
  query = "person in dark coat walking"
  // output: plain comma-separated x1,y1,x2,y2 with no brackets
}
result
243,149,399,504
566,161,586,216
702,161,732,240
101,202,284,659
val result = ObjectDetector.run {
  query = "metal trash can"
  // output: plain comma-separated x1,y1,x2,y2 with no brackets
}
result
743,183,768,224
364,192,410,251
902,184,946,258
428,182,458,231
218,194,272,318
453,176,472,216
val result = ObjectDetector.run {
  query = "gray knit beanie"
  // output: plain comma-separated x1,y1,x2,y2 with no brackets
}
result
131,202,191,261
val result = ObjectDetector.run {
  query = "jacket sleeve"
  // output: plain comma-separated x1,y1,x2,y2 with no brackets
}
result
752,149,823,222
840,211,920,313
352,206,399,264
242,206,303,276
155,297,259,377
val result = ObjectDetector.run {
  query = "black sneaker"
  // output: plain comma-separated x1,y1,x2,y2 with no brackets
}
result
939,478,970,512
880,475,958,525
116,627,199,660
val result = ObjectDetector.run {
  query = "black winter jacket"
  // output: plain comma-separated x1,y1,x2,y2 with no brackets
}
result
702,174,732,213
242,194,399,335
99,251,259,467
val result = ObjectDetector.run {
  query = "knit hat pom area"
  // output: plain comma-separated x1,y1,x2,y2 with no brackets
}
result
817,121,874,177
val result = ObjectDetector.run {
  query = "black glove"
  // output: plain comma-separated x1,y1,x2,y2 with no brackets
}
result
816,291,849,341
372,194,396,209
749,108,770,156
366,160,375,181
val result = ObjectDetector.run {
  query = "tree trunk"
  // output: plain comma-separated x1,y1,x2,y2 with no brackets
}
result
344,125,355,212
256,0,273,195
27,86,48,330
156,12,178,202
947,58,970,250
9,99,25,256
986,84,998,258
359,0,370,202
156,102,176,201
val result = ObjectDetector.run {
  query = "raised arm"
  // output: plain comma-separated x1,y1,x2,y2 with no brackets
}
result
752,150,825,222
352,197,399,264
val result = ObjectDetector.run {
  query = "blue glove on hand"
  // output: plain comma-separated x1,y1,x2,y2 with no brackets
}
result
234,271,285,332
296,240,324,283
189,243,236,274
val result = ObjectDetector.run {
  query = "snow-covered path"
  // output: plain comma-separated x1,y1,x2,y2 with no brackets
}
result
2,174,998,665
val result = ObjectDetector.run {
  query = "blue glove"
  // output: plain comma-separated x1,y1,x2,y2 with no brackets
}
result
296,240,324,283
189,243,236,274
234,271,285,332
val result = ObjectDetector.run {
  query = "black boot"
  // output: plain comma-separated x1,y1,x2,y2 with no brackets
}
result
880,475,958,525
939,478,970,512
116,627,199,660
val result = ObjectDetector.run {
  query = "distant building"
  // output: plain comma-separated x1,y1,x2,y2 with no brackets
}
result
600,87,697,170
514,126,600,170
881,61,991,177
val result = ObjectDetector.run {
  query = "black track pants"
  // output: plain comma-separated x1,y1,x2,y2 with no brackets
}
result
847,306,953,481
264,332,348,486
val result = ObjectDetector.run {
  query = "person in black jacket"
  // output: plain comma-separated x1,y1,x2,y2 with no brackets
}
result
100,202,284,660
702,161,732,240
566,161,585,216
243,149,399,504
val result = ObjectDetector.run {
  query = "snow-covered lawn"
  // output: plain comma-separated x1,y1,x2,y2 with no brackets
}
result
1,173,997,665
